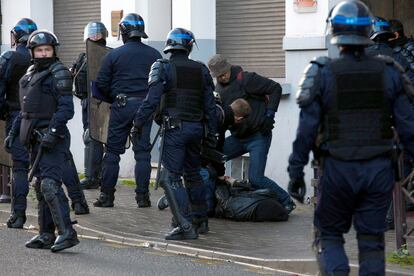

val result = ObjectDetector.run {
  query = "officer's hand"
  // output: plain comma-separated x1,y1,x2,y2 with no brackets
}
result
260,116,275,135
41,132,59,150
204,133,219,148
4,132,16,153
288,177,306,204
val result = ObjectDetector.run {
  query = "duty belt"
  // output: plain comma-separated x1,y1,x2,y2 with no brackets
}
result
115,93,144,108
164,117,181,130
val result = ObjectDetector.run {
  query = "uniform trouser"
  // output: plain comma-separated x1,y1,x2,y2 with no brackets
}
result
62,149,84,203
163,122,207,221
6,111,30,214
30,131,73,234
101,99,152,194
223,132,291,206
82,98,104,181
200,167,216,215
314,157,394,276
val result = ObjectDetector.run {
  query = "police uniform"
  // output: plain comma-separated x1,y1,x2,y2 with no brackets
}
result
134,28,217,240
93,14,161,208
287,1,414,275
12,30,79,252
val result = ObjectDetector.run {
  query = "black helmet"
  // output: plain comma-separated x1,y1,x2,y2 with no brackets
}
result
327,0,374,46
11,18,38,45
163,28,196,54
119,13,148,39
27,30,59,55
370,17,393,41
84,21,108,42
389,19,404,36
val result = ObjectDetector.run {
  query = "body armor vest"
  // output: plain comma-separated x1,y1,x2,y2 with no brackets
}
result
19,68,57,121
161,59,204,121
321,56,394,160
6,52,31,110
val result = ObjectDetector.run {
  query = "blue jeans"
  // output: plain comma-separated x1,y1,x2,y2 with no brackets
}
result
223,132,290,205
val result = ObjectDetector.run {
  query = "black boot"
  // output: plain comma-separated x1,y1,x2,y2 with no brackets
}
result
80,178,100,190
157,195,169,210
51,228,80,253
6,211,26,229
193,217,209,234
165,225,198,240
283,198,296,214
72,197,90,215
93,189,115,208
26,233,56,249
136,192,151,208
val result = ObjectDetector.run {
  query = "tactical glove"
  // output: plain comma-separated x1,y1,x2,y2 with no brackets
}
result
260,116,275,135
204,133,219,149
41,132,59,149
4,131,16,153
288,176,306,203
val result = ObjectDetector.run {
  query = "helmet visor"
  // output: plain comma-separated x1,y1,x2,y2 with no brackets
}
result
84,23,108,41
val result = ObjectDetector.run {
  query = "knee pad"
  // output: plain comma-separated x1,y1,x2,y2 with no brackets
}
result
12,161,29,171
357,233,385,263
184,172,203,188
40,178,59,202
105,152,121,164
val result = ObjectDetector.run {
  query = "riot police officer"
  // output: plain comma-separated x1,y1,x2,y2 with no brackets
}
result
9,30,79,252
287,1,414,275
71,22,107,189
389,19,414,73
93,13,162,208
0,18,37,228
134,28,217,240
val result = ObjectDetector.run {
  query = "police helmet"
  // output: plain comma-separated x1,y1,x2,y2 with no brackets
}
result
370,17,393,41
84,22,108,42
389,19,405,36
27,30,59,56
327,0,374,46
11,18,38,46
119,13,148,39
163,28,196,54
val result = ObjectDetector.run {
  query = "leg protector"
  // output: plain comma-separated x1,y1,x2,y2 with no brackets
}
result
314,234,350,275
357,233,385,276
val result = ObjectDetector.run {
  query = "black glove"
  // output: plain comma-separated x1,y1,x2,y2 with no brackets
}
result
204,133,219,148
4,131,16,153
260,116,275,135
41,132,59,149
288,177,306,204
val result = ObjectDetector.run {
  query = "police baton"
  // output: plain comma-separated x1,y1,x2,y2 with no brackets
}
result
28,130,44,182
154,118,167,191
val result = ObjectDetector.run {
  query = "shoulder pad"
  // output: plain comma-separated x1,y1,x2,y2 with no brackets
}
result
405,41,414,52
311,56,331,67
296,59,326,107
26,65,35,74
377,55,406,72
148,59,168,86
50,62,73,96
393,46,402,54
0,51,13,60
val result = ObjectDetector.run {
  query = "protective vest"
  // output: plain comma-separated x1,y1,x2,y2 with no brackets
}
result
5,52,31,110
161,59,204,121
73,53,88,99
321,56,394,160
19,68,57,121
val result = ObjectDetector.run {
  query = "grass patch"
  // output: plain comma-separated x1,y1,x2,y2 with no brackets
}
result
387,245,414,266
78,173,85,180
119,179,156,188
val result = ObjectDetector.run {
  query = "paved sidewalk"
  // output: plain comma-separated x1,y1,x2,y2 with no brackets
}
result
0,184,413,275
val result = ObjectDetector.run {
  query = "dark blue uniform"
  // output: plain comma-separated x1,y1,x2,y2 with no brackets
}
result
135,52,217,223
0,45,31,220
288,52,414,275
13,60,79,248
96,40,161,199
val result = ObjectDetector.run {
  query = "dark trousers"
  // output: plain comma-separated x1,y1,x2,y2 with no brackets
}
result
314,157,394,276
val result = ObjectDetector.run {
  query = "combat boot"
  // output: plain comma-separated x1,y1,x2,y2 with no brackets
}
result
6,211,26,229
51,228,80,253
283,198,296,214
93,190,115,208
25,233,56,249
193,217,209,234
72,197,90,215
136,192,151,208
80,178,100,190
165,225,198,240
157,195,169,210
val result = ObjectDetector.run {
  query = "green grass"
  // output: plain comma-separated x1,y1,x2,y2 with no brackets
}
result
387,245,414,266
78,173,85,180
119,179,156,188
